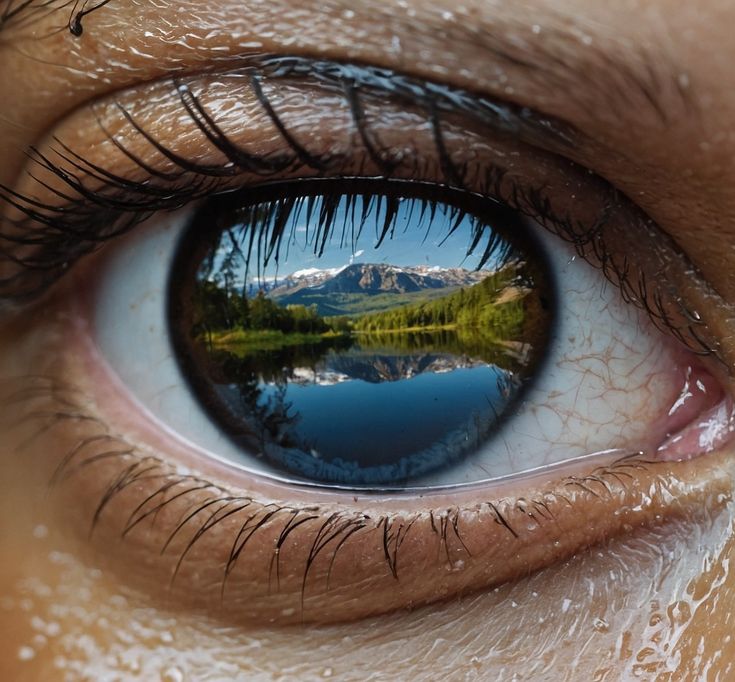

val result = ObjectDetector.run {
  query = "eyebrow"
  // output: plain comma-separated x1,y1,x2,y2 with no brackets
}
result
0,0,694,130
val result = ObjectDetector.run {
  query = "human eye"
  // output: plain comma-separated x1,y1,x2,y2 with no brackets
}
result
1,12,734,637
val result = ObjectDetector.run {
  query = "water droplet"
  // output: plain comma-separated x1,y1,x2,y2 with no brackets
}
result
161,666,184,682
17,646,35,661
593,617,610,632
667,600,691,626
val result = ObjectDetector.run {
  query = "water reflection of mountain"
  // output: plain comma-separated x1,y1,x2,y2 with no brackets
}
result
216,328,525,386
289,350,488,385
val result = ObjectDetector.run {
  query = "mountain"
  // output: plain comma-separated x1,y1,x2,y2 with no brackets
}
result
263,263,487,316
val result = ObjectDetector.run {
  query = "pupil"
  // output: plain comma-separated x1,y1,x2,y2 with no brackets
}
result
168,180,554,488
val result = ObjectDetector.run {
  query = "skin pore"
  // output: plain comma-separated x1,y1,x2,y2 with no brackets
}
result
2,0,735,679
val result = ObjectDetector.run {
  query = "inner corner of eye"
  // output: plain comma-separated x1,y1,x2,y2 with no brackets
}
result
88,177,733,492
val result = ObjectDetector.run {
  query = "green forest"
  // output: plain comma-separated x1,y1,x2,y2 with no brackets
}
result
351,268,525,339
192,281,351,339
191,264,531,355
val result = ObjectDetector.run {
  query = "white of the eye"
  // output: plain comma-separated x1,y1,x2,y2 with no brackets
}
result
93,207,681,486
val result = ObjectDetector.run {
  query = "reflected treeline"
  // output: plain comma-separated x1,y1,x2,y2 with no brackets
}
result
219,333,354,383
213,327,521,384
356,328,525,373
207,348,303,451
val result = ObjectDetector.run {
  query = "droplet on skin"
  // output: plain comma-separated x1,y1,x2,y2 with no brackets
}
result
161,667,184,682
32,525,48,539
593,617,610,633
18,646,35,661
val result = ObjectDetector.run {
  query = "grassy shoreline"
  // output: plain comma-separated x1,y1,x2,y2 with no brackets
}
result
212,328,347,351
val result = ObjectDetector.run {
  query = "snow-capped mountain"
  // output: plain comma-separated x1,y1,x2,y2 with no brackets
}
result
268,263,486,297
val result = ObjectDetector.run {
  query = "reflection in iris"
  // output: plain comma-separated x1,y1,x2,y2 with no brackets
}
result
169,181,554,486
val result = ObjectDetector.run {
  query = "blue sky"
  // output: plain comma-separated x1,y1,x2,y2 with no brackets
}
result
206,195,510,285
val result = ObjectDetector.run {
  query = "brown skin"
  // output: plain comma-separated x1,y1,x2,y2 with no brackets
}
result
2,0,735,679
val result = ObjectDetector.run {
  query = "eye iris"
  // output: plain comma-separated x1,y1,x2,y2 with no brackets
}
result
168,180,554,488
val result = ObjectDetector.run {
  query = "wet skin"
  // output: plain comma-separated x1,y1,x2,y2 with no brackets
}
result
2,0,735,679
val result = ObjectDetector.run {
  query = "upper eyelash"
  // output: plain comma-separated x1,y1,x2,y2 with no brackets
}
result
0,56,575,296
0,54,720,365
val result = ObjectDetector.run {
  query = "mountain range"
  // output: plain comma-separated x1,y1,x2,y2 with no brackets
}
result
256,263,487,317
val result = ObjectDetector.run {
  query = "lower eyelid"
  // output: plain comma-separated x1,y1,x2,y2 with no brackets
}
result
2,295,732,624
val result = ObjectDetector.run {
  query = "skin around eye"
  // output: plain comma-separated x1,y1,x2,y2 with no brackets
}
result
0,56,733,625
3,1,735,679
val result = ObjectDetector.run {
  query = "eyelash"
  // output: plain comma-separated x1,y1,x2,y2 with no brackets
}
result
5,372,649,596
0,56,721,354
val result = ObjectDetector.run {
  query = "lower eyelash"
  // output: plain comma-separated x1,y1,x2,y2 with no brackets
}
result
5,371,678,622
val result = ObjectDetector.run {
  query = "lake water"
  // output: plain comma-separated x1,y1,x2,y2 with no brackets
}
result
212,329,522,484
257,362,511,468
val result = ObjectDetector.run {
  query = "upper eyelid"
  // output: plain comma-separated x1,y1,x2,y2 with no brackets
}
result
0,54,730,373
0,55,583,295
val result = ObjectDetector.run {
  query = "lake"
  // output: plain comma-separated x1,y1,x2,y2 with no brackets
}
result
213,330,521,484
